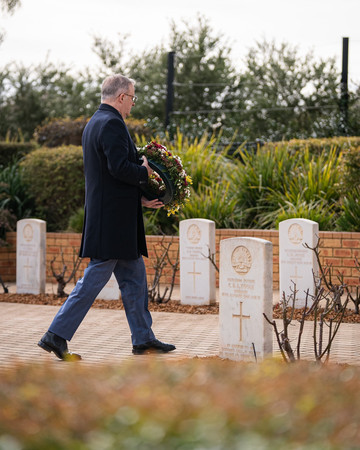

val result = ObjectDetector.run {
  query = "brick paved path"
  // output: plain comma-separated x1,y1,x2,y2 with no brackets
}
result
1,302,359,368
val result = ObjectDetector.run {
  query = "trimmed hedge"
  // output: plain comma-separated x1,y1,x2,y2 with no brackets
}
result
34,116,154,148
20,145,85,231
0,142,38,167
342,145,360,190
263,136,360,155
34,117,89,148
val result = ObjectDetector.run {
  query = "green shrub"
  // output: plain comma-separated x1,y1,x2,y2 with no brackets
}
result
34,117,89,148
336,186,360,232
67,207,84,233
0,141,37,167
180,181,244,228
258,197,337,230
297,147,342,203
229,145,342,230
34,116,154,149
136,133,358,232
126,117,154,140
0,161,35,220
0,209,16,246
1,359,360,449
167,133,234,191
229,145,299,227
16,132,358,233
20,146,84,231
341,146,360,192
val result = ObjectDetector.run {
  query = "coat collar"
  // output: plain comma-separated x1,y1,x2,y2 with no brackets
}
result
99,103,137,153
99,103,125,122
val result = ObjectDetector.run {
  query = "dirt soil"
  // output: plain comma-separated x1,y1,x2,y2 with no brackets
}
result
1,292,360,323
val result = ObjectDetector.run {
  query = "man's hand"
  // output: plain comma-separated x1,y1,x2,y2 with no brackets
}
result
141,197,164,209
141,155,153,177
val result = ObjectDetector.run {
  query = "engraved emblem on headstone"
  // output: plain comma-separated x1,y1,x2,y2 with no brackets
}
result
288,223,303,245
23,224,33,242
231,246,252,274
187,224,201,244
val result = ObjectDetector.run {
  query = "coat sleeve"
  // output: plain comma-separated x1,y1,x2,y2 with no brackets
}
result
100,117,148,185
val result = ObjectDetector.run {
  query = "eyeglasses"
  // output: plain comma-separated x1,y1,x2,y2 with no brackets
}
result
122,93,138,103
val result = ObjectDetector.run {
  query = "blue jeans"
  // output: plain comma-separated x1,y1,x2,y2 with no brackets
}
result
48,257,155,345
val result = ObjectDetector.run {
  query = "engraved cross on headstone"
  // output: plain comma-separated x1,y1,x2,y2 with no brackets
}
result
187,261,201,293
232,301,250,342
24,258,33,282
290,266,303,286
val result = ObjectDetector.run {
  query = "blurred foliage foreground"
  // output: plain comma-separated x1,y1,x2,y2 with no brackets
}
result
0,358,360,449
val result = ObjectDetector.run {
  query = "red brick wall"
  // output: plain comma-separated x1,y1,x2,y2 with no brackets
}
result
1,230,359,290
0,233,16,281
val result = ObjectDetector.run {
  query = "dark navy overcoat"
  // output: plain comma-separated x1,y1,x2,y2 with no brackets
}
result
79,104,148,260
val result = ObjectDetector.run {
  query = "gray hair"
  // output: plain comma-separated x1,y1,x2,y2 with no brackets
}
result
101,74,135,102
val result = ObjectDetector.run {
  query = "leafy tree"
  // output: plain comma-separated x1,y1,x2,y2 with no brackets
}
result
92,33,169,129
1,65,47,140
0,0,21,45
0,13,358,143
0,62,100,140
167,15,237,135
229,40,341,141
92,15,237,135
92,23,352,142
0,0,20,13
348,83,360,136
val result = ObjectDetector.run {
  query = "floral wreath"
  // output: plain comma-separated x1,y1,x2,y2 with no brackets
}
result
138,141,192,216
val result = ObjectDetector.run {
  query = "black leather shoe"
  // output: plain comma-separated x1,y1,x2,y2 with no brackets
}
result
38,331,81,361
132,339,176,355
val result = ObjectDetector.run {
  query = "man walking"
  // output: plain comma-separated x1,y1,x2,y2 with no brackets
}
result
38,74,176,360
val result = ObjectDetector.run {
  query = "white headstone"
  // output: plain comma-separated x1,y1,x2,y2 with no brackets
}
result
16,219,46,294
279,219,319,308
219,237,273,362
180,219,216,305
96,273,120,300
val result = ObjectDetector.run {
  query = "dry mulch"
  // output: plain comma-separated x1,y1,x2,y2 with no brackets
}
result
1,292,360,323
272,303,360,324
0,293,219,315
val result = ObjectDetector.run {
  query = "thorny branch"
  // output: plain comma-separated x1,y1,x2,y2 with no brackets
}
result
264,238,350,363
50,248,82,297
201,246,219,273
148,236,179,303
344,256,360,314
